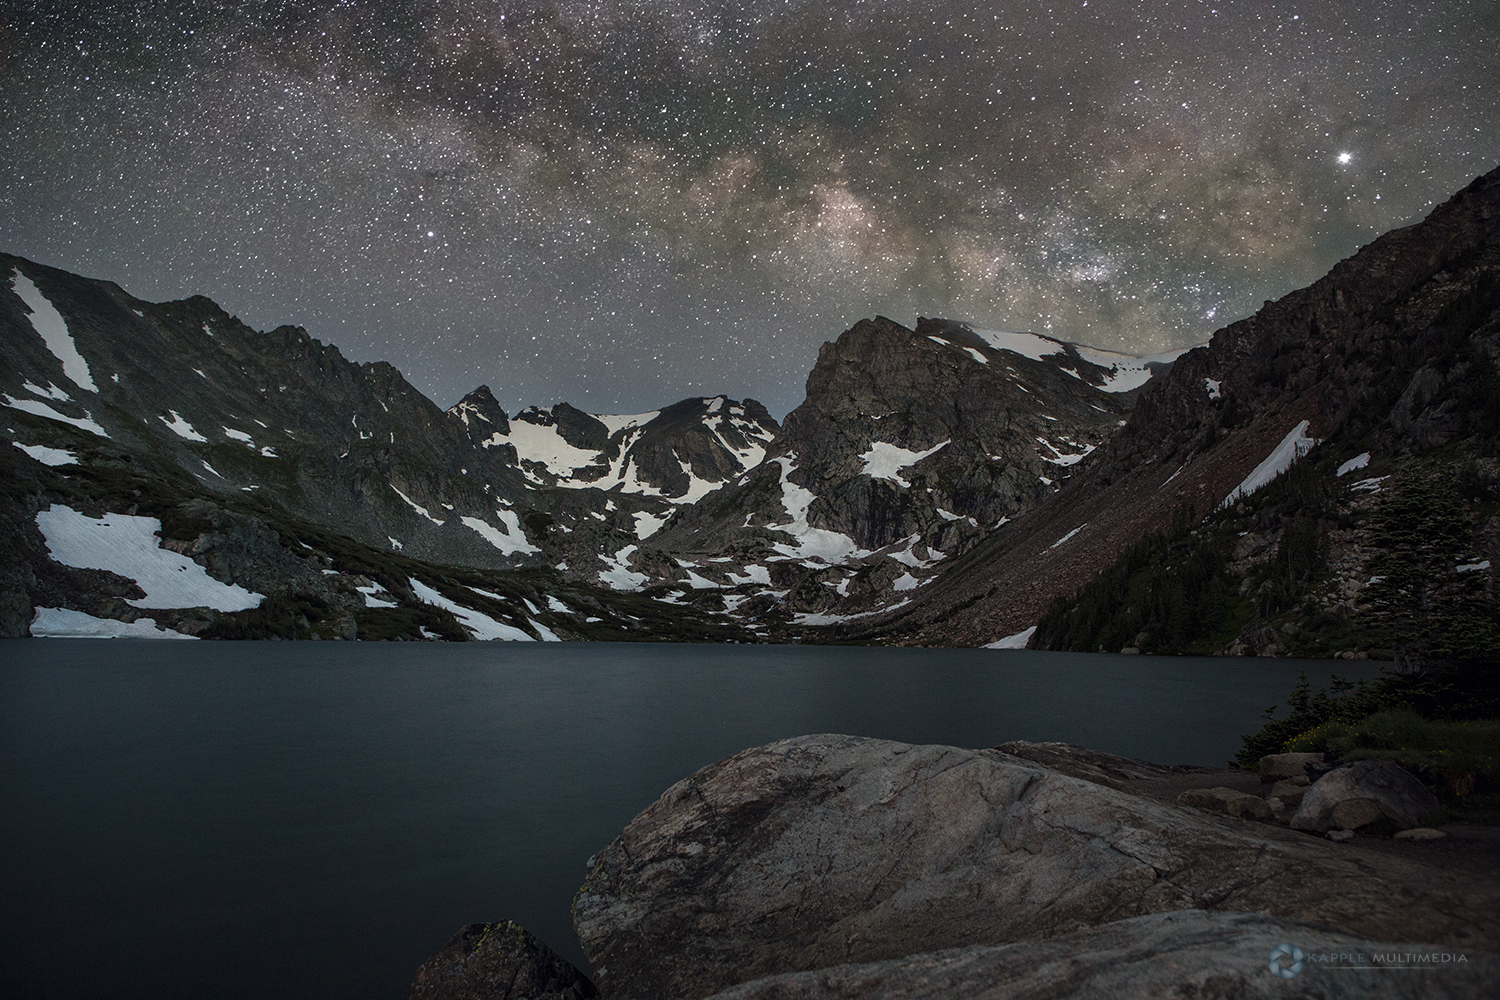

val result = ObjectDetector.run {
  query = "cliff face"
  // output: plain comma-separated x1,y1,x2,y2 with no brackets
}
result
645,315,1172,621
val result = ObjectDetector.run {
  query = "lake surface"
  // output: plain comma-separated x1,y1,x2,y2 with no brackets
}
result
0,640,1379,999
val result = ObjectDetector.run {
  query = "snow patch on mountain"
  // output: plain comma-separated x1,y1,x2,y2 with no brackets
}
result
1049,524,1086,549
501,418,603,474
2,395,109,437
727,564,771,585
24,379,70,401
460,511,540,555
11,269,98,391
1220,420,1321,508
13,441,77,466
1336,452,1371,477
633,510,669,539
984,625,1037,649
35,505,264,611
971,329,1067,362
597,410,660,434
859,439,951,488
160,410,207,442
390,483,444,525
1037,438,1097,467
766,457,871,564
887,534,946,569
598,544,648,590
30,607,197,639
409,577,535,640
1073,345,1192,393
357,583,398,608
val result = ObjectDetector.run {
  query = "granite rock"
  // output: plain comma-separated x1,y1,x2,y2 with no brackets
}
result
408,921,597,1000
1176,786,1274,821
571,735,1498,1000
1292,760,1441,833
1259,752,1325,784
700,909,1500,1000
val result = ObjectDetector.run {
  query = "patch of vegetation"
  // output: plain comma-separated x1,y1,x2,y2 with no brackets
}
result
1359,468,1500,663
1031,510,1249,654
1236,662,1500,766
1276,706,1500,824
203,591,360,640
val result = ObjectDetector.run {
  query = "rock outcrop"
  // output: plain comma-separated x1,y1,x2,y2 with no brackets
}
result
1259,752,1326,784
1176,785,1274,821
1292,759,1442,833
571,734,1499,1000
408,921,597,1000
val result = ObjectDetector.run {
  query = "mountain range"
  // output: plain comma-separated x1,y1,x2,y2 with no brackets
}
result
4,163,1497,658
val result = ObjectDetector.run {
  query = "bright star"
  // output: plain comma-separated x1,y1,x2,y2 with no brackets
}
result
1337,152,1352,164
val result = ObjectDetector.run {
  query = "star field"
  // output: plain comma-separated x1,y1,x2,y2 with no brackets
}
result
2,1,1496,415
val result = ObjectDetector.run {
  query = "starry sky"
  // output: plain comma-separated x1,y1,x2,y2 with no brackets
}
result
3,2,1497,417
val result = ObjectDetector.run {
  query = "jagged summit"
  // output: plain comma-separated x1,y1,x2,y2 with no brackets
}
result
447,384,510,429
484,395,778,503
642,314,1159,622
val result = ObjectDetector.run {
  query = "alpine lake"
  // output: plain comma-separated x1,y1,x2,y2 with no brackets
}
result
0,640,1379,999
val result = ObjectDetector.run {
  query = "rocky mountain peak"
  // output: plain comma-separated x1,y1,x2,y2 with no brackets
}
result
448,385,508,427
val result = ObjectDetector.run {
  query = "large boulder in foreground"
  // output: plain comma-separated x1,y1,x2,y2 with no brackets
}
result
571,735,1499,1000
408,921,597,1000
702,909,1500,1000
1292,760,1441,833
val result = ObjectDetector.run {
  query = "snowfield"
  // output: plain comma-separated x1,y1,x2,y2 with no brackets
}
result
1336,452,1372,477
159,410,207,442
984,625,1037,649
1220,420,1321,508
11,268,98,392
13,441,77,466
460,512,541,555
860,439,950,488
1072,345,1193,393
2,394,110,437
30,607,197,639
408,577,537,640
767,457,872,564
35,505,264,611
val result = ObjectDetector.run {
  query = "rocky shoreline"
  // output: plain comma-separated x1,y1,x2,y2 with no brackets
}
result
411,736,1500,999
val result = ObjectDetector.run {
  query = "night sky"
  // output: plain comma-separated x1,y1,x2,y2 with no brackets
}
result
3,2,1496,417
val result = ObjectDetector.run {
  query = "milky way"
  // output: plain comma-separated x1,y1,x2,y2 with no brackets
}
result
3,1,1496,415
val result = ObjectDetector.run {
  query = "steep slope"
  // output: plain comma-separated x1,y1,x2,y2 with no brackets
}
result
842,164,1500,650
0,257,551,570
0,254,790,602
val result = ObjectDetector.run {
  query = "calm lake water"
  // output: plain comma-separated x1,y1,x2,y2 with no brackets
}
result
0,640,1379,1000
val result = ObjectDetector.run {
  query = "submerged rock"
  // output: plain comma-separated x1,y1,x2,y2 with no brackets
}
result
570,734,1498,1000
1292,760,1440,833
408,920,597,1000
